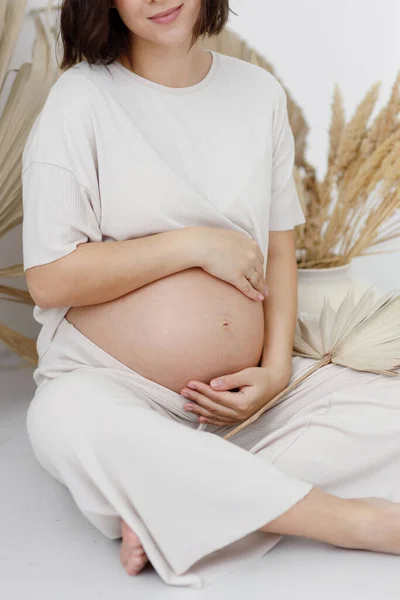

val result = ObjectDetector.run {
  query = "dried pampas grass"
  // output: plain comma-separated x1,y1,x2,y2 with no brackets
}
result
224,287,400,440
0,0,57,364
203,30,400,270
296,73,400,269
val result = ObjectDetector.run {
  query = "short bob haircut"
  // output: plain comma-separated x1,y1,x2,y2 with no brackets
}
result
60,0,234,70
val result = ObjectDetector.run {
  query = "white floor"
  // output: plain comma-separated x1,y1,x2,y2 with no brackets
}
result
1,253,400,600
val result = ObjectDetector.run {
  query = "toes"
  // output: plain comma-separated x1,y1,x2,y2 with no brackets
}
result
120,541,149,577
125,555,149,576
120,522,149,577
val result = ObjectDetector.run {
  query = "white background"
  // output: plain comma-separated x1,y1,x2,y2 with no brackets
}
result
1,0,399,339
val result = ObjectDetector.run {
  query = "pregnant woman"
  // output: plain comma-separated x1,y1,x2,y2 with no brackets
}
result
22,0,400,589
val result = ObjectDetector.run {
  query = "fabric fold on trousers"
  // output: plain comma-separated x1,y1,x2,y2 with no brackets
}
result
28,365,313,588
27,317,400,588
70,408,313,580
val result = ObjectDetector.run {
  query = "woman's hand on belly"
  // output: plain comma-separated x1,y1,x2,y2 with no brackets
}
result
180,365,286,426
193,226,269,302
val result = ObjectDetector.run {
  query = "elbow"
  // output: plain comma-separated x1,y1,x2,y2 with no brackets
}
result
27,282,64,309
28,285,47,309
25,266,71,309
34,293,61,310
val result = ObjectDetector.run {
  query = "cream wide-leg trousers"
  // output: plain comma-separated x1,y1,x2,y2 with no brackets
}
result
26,318,400,588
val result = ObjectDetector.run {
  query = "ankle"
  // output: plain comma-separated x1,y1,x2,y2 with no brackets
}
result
333,497,376,550
344,497,392,552
260,488,372,550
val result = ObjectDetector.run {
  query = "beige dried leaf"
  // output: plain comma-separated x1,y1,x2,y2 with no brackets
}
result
0,0,27,90
0,1,6,41
0,264,23,278
0,284,34,305
0,321,38,365
224,287,400,440
0,5,58,363
0,14,56,239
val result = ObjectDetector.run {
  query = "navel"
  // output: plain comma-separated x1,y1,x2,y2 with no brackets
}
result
221,316,232,329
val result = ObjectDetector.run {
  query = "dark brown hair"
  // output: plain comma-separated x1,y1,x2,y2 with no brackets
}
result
60,0,234,70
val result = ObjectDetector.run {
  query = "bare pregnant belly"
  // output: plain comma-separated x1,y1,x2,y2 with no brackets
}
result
65,267,265,394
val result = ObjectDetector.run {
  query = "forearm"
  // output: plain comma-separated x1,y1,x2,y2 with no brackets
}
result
27,227,198,309
260,250,298,385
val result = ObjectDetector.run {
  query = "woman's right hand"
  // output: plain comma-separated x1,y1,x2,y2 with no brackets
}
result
191,227,269,302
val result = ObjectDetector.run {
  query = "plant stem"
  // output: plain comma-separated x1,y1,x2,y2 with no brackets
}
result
223,355,332,440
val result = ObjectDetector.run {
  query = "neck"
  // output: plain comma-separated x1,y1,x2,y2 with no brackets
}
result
120,39,210,88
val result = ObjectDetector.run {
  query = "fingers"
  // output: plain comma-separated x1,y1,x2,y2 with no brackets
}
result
186,402,236,425
234,239,267,302
200,417,236,426
251,239,265,265
255,257,266,281
251,259,268,296
240,266,268,301
183,395,236,420
239,277,266,302
181,382,241,414
250,241,267,290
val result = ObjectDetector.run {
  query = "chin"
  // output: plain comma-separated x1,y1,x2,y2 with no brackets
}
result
152,30,194,47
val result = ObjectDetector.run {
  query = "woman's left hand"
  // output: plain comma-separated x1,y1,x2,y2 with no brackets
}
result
181,366,287,427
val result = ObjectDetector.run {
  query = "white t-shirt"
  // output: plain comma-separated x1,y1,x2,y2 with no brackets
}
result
22,49,306,361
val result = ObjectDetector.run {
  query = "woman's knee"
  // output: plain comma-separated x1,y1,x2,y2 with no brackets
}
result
27,370,120,474
26,369,156,475
27,372,87,477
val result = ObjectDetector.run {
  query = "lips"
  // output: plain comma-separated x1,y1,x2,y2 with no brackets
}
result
149,4,182,19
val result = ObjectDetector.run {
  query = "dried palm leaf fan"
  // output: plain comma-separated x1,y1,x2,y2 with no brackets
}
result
0,0,58,365
201,28,310,167
224,287,400,440
295,73,400,269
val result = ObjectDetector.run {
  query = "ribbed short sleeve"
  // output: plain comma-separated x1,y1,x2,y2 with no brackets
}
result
22,163,102,271
269,84,306,231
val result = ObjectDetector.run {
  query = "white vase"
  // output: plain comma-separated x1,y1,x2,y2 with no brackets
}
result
297,262,379,319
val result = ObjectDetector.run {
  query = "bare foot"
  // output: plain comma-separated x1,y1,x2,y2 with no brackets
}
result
262,488,400,556
120,520,149,576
